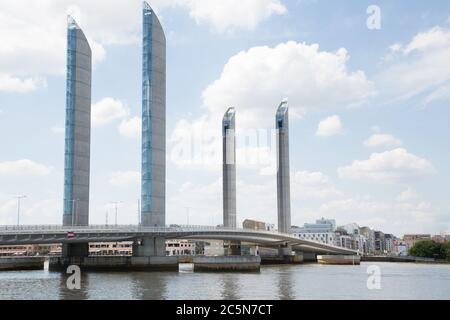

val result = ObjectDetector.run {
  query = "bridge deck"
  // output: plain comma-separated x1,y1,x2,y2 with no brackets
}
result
0,225,357,255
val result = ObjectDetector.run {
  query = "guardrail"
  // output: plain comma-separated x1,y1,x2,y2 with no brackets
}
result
0,224,286,236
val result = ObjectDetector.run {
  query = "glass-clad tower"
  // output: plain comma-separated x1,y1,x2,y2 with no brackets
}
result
276,100,291,233
63,16,92,227
141,2,166,227
222,107,236,229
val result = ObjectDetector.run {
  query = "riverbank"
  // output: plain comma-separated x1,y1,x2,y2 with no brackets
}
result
361,255,450,264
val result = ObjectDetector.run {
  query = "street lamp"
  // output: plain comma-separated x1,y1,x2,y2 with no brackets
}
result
15,195,26,226
110,201,123,226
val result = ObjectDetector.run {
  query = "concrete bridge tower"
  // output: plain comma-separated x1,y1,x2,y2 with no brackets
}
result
276,100,291,234
222,108,241,255
140,1,166,228
222,107,236,229
62,16,92,257
63,16,91,228
134,1,167,257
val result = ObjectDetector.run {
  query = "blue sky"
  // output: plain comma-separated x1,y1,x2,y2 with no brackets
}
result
0,0,449,236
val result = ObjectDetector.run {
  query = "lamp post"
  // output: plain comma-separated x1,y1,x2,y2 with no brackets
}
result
110,201,123,226
15,195,26,226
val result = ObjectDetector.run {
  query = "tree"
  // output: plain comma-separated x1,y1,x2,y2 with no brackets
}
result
409,240,442,259
442,242,450,261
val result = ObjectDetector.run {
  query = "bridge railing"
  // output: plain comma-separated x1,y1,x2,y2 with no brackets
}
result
0,224,294,238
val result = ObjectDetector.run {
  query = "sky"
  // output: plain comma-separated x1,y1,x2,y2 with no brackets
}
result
0,0,449,237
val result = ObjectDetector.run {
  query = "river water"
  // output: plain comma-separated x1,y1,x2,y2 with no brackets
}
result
0,262,449,300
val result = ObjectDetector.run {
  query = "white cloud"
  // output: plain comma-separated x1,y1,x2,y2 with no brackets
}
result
119,117,141,139
316,115,343,137
422,82,450,105
364,133,402,147
397,187,418,202
0,0,107,84
183,0,287,33
316,196,443,235
338,148,434,184
0,197,60,225
91,97,129,126
0,74,47,93
167,170,341,227
167,178,224,225
170,41,375,169
0,0,287,88
378,25,450,104
203,41,375,129
109,171,140,188
0,159,52,177
291,171,341,199
403,26,450,54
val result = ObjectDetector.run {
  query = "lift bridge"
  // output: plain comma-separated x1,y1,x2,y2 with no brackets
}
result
0,225,357,255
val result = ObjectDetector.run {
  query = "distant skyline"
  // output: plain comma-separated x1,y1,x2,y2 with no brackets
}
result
1,0,450,236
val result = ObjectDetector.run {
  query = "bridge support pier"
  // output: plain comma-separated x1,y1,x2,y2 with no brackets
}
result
224,241,241,256
49,237,178,272
132,237,166,257
278,244,292,257
62,243,89,257
260,244,303,265
302,252,317,262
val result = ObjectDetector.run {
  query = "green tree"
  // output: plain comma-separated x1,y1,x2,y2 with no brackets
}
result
409,240,442,259
442,242,450,261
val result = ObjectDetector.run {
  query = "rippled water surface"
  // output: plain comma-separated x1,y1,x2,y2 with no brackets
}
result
1,262,449,300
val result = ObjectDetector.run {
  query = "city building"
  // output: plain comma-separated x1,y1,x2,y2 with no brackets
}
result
166,240,196,256
89,242,132,256
360,227,376,254
63,16,92,227
243,219,272,231
339,223,360,235
275,100,291,233
374,231,385,254
393,239,408,256
141,2,166,228
403,234,431,251
432,234,449,243
384,234,395,254
334,231,354,250
333,225,366,253
291,218,337,245
0,242,133,257
222,107,236,228
0,244,61,257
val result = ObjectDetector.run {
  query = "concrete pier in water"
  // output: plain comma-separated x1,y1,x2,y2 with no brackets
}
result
260,253,304,265
0,256,45,271
193,256,261,272
48,255,178,271
317,255,360,265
